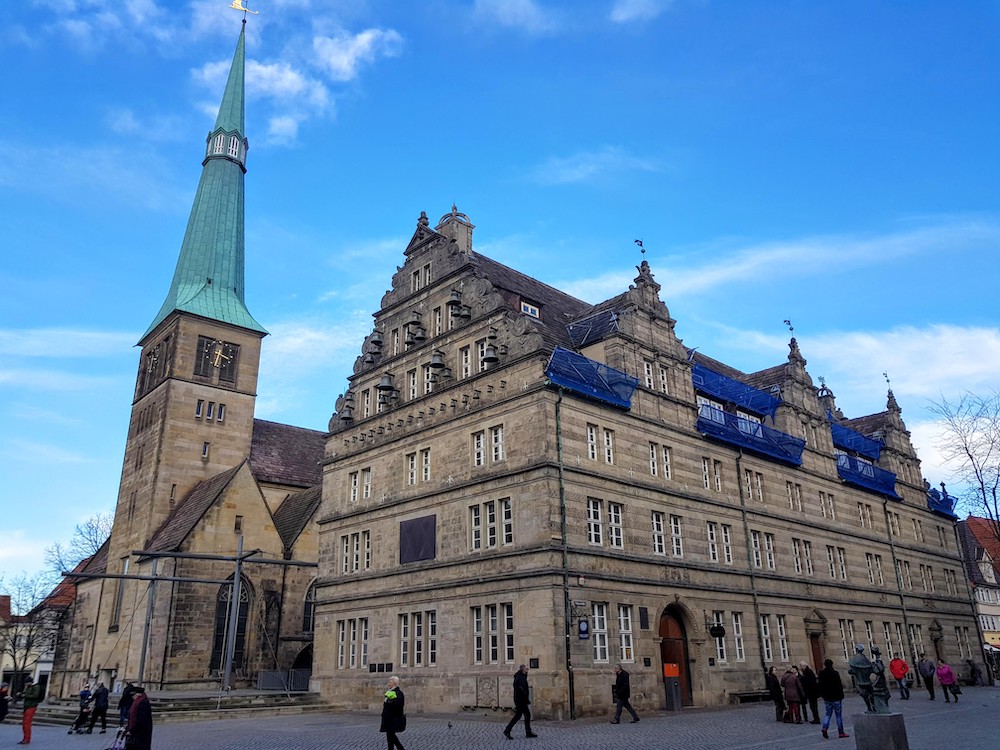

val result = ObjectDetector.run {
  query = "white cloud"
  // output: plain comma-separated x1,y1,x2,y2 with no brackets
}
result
312,28,403,82
530,146,660,186
0,369,122,392
473,0,560,34
610,0,671,23
0,328,136,357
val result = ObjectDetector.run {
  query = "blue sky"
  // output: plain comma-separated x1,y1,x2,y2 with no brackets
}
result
2,0,998,584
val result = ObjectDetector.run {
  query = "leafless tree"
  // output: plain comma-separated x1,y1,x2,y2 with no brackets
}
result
0,572,66,692
931,391,1000,545
43,511,113,583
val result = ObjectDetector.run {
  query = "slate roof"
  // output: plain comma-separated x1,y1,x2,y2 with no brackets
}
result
959,517,1000,585
470,252,593,350
250,419,325,488
272,486,322,551
80,538,109,576
842,412,890,438
143,463,245,553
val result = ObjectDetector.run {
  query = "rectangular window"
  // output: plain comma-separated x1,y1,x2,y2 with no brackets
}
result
491,425,505,462
217,403,226,422
786,482,802,511
793,538,804,574
362,389,371,419
608,502,624,548
662,446,672,479
858,502,873,529
234,515,243,534
732,612,746,661
428,611,438,665
408,369,418,400
472,607,483,664
460,346,471,379
362,467,372,499
470,505,482,550
421,448,431,481
399,613,410,666
477,339,488,372
488,604,498,663
202,441,210,459
713,611,727,662
826,545,837,579
406,453,417,485
751,531,763,568
707,522,719,563
888,511,901,538
520,301,540,318
587,424,598,461
760,614,773,662
670,514,683,558
472,431,485,467
837,547,848,580
503,603,515,662
649,443,658,477
423,364,433,395
658,365,669,394
702,457,711,489
195,399,204,418
587,498,603,545
206,401,215,420
391,328,400,356
433,307,442,336
763,532,775,570
618,605,634,662
643,360,654,389
713,460,723,491
592,603,609,662
501,498,513,545
603,428,615,464
912,518,924,542
652,511,665,555
801,539,813,575
819,491,836,520
776,614,789,662
721,524,733,565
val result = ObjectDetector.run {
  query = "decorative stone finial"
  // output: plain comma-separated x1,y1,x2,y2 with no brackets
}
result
418,211,429,227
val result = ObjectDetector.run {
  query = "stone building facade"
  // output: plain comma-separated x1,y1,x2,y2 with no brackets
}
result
312,208,977,718
957,517,1000,677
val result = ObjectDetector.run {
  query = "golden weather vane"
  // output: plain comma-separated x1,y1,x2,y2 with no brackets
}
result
228,0,259,16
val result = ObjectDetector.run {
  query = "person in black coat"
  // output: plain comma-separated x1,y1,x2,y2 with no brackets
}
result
797,661,821,724
610,664,640,723
765,666,786,722
503,664,537,739
817,659,848,739
379,676,405,750
87,682,110,733
125,687,152,750
118,682,139,726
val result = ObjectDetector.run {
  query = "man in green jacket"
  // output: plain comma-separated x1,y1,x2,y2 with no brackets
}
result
18,677,43,745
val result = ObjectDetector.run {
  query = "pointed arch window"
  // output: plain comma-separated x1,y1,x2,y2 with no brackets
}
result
228,135,240,158
209,576,253,672
214,133,225,154
302,582,317,634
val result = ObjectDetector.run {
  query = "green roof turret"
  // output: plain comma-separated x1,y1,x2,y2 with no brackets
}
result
142,23,267,341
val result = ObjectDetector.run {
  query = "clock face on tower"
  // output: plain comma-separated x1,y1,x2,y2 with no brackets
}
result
194,336,240,383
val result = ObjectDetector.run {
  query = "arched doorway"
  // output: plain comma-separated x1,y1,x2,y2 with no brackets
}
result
659,606,693,707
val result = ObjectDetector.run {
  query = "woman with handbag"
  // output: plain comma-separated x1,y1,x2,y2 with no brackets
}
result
380,676,406,750
936,660,960,703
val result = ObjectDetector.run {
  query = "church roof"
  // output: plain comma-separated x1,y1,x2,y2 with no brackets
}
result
144,463,245,553
142,24,266,341
272,485,322,551
250,419,325,488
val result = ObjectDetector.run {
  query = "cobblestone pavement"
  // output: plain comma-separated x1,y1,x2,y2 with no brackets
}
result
4,688,999,750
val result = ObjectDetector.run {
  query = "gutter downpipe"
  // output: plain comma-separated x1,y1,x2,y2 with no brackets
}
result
881,498,917,664
555,388,576,719
735,450,767,669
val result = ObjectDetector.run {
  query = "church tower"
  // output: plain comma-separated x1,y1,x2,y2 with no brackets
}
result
105,22,266,611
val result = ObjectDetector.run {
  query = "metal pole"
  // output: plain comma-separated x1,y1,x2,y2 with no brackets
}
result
222,535,244,690
137,559,158,685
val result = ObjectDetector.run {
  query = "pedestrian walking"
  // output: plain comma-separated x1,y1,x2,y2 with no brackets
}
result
0,681,10,723
780,665,804,724
765,666,786,722
817,659,849,740
966,659,984,686
503,664,537,740
17,676,43,745
888,656,911,700
798,661,821,723
379,676,406,750
87,682,110,733
609,664,640,724
936,660,959,703
125,687,152,750
917,654,937,700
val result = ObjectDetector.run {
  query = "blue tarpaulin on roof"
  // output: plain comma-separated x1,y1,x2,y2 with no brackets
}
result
691,364,780,418
830,418,883,461
696,409,806,465
836,454,900,499
545,347,639,409
927,487,959,519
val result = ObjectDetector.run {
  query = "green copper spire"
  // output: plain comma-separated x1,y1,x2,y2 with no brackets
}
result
143,23,267,341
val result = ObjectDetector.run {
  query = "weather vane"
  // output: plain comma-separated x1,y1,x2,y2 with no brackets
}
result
634,239,645,257
228,0,259,17
883,371,891,388
783,319,794,334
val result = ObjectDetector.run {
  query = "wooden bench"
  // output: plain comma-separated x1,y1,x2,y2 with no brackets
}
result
729,689,772,704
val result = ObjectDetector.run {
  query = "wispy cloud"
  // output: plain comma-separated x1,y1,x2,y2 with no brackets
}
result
559,218,1000,302
473,0,561,34
0,329,137,357
313,29,403,82
610,0,672,23
0,140,190,212
530,146,661,186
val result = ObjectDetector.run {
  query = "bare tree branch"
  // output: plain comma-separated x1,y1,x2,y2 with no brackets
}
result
931,391,1000,547
0,572,65,690
43,512,113,581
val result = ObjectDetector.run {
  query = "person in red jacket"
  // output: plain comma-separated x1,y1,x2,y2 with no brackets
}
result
888,656,911,700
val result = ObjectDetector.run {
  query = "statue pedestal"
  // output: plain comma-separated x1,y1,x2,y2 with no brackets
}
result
852,713,909,750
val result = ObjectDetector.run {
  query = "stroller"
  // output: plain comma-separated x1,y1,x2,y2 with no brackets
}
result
102,726,127,750
69,703,92,734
